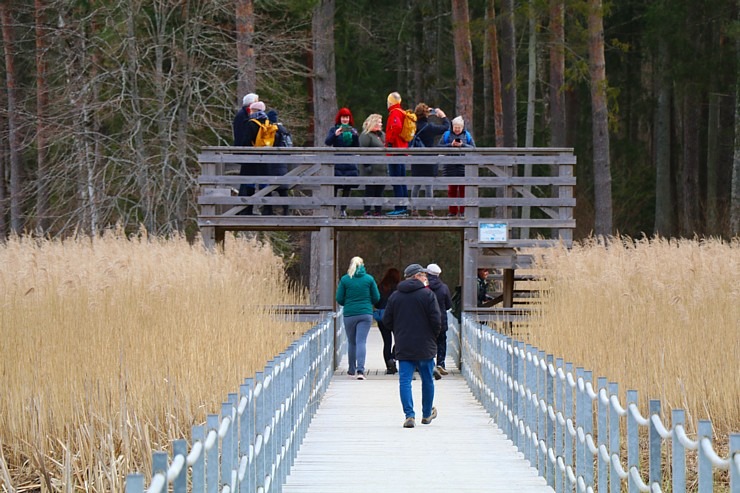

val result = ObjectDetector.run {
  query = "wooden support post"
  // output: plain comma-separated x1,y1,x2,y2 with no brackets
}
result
503,268,515,308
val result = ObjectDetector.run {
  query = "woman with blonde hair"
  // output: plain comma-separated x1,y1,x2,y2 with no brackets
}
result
359,114,386,216
335,256,381,379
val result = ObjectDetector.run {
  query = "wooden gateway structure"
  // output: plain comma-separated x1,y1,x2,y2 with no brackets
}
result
198,147,576,322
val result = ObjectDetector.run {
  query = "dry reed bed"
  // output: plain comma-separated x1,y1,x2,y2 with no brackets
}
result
0,231,307,492
526,236,739,445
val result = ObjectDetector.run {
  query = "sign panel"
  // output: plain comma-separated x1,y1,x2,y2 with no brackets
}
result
478,222,508,243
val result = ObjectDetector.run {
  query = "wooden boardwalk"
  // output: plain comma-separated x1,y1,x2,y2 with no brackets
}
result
282,327,553,493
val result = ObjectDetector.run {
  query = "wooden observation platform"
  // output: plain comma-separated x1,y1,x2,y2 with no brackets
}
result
198,147,576,318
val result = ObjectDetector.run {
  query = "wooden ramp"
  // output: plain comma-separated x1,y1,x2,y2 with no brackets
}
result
282,327,554,493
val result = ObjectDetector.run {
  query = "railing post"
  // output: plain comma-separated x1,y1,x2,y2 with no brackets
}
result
173,439,188,493
730,434,739,492
125,473,144,493
648,400,662,489
608,382,620,493
672,409,686,493
192,425,205,493
546,354,555,488
238,381,252,493
627,389,639,493
565,362,575,493
253,372,265,491
583,370,594,488
525,344,535,467
537,350,547,480
697,420,713,493
206,413,219,493
575,367,585,486
555,358,565,493
511,340,521,451
597,376,608,493
221,401,234,490
506,336,514,439
153,451,168,490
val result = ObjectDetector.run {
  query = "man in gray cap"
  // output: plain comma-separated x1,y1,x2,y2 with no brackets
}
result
382,263,442,428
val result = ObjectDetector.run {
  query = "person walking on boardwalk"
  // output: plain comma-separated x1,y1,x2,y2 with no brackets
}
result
336,256,380,380
374,267,401,374
426,263,452,380
382,263,441,428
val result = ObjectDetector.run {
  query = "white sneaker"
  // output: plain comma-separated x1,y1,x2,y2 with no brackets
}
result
356,373,366,380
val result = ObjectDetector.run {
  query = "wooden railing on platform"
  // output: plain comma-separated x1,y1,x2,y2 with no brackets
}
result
197,146,576,249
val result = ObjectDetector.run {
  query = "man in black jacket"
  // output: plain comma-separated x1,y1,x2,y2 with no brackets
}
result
382,263,442,428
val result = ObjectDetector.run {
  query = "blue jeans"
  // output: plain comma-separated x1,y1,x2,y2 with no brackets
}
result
387,163,407,211
398,359,435,419
344,314,372,374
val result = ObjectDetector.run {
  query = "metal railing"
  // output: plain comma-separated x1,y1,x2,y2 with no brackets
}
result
125,312,342,493
454,313,740,493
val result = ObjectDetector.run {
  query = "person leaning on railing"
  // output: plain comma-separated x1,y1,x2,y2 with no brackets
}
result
440,116,475,218
359,114,386,217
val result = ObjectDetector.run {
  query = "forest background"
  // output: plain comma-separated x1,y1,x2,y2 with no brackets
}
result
1,0,739,244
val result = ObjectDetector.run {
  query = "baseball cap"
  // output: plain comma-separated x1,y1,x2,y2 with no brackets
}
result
403,263,428,278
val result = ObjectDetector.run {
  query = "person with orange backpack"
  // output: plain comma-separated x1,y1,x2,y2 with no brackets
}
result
385,92,414,216
236,101,275,215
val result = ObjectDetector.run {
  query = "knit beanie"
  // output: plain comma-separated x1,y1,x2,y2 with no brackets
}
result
451,116,465,127
387,92,402,108
266,109,278,124
250,101,266,113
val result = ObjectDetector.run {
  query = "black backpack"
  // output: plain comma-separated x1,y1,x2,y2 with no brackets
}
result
276,124,293,147
409,123,428,148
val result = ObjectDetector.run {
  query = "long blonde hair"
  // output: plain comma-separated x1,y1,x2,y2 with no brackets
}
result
347,256,364,277
362,114,382,134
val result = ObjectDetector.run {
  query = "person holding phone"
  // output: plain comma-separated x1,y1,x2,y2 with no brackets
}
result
440,116,475,217
325,107,360,217
410,103,450,217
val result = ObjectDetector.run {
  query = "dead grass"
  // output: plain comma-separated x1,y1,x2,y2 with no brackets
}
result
525,236,739,444
0,230,308,492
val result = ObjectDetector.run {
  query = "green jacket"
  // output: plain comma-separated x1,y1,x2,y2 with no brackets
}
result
335,265,381,317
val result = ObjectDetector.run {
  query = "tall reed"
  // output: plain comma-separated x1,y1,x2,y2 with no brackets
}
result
525,236,739,442
0,231,307,492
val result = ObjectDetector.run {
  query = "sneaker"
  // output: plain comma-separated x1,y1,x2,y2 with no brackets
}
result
385,209,408,217
403,417,416,428
373,211,382,217
363,211,372,217
385,367,397,375
339,210,348,218
357,372,366,380
447,212,456,218
436,365,448,376
426,209,436,217
411,209,420,217
347,371,355,377
421,407,438,425
433,368,442,380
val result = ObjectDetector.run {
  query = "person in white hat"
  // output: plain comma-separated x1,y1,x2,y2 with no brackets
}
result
426,263,452,379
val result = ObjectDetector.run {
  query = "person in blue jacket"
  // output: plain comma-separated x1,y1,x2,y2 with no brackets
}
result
336,256,380,380
325,107,360,217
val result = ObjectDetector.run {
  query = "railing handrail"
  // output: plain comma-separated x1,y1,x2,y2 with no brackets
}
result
455,313,740,493
124,311,345,493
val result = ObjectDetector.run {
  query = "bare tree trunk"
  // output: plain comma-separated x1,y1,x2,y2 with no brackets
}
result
486,0,504,146
680,90,701,236
125,0,154,232
732,1,740,236
311,0,337,147
549,0,566,147
653,38,674,236
522,0,537,239
1,1,23,234
35,0,50,233
500,0,517,147
235,0,255,102
706,90,720,234
588,0,613,236
451,0,474,129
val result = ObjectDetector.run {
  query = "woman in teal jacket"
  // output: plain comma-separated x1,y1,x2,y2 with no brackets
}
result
336,256,380,379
